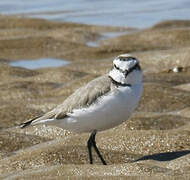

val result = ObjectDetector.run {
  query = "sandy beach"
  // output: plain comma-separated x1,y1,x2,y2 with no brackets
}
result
0,14,190,179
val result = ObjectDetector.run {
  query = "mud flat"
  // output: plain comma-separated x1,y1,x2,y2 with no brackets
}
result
0,15,190,179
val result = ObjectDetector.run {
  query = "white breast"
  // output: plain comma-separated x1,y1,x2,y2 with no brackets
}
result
54,83,143,133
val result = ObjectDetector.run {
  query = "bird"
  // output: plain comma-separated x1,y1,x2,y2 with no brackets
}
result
20,54,143,165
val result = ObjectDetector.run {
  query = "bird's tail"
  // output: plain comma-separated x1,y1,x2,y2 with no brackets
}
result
19,115,57,128
19,116,41,128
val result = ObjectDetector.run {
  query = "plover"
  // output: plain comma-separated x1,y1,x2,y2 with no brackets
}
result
20,54,143,165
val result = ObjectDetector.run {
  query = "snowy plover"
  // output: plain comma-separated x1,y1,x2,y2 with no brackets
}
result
20,54,143,165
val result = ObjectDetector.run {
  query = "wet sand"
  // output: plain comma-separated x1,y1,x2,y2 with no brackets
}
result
0,15,190,179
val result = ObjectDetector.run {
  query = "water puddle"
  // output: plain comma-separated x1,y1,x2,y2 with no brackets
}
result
9,58,69,69
87,31,131,47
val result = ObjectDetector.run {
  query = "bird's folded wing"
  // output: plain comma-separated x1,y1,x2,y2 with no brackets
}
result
35,75,112,121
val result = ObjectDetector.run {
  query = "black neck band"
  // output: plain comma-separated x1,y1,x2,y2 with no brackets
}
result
109,76,131,87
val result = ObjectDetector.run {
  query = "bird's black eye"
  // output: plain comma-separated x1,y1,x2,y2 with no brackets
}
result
130,57,137,60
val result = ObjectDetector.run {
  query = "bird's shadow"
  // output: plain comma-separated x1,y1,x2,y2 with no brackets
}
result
134,150,190,162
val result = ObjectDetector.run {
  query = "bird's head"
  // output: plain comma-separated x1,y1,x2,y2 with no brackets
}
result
109,54,142,85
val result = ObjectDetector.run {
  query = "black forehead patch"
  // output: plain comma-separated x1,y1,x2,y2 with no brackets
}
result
119,56,136,61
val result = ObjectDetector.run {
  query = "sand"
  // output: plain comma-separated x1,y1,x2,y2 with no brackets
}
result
0,15,190,179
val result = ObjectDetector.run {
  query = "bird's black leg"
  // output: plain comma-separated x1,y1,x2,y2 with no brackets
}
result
87,130,107,165
87,132,93,164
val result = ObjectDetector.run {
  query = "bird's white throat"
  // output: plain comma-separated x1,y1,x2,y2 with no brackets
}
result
109,68,142,85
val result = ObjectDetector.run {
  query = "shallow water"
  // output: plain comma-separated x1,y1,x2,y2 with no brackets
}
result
87,31,130,47
9,58,69,69
1,0,190,28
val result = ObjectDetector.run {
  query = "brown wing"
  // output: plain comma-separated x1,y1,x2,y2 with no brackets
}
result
26,75,112,125
54,74,111,119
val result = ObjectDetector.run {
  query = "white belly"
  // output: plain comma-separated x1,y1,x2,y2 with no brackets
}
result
55,84,143,133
